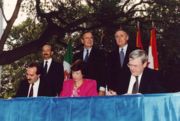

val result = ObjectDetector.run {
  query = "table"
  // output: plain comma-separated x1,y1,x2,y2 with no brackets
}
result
0,93,179,121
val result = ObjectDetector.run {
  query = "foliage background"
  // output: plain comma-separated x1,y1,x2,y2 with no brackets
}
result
0,0,180,98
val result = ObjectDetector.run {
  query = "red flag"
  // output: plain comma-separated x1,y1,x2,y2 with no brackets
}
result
148,27,159,70
136,23,143,49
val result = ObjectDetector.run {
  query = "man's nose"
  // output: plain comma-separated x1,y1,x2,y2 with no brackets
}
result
27,76,30,80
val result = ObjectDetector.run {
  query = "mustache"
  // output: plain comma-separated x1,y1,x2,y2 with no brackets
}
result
43,53,49,55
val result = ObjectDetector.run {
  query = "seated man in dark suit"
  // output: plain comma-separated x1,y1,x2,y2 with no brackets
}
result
107,49,164,95
15,63,47,97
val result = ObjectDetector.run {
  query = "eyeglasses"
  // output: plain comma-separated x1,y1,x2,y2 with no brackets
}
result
127,63,140,68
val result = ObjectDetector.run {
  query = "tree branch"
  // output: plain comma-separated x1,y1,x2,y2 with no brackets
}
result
85,0,97,10
0,24,65,65
0,1,8,22
0,0,23,52
121,0,131,12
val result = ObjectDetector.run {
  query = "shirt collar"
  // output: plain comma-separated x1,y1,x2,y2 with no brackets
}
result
132,72,143,83
44,58,52,64
83,47,92,53
33,78,40,86
119,44,128,54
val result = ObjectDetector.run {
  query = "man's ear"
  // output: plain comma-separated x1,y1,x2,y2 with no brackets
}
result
143,61,148,68
126,35,129,41
51,51,54,55
81,39,84,44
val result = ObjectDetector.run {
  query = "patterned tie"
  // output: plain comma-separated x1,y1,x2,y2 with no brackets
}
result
120,48,125,67
29,84,34,97
44,61,48,73
84,49,89,62
132,76,139,94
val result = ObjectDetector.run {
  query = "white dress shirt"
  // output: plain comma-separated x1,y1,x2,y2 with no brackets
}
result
83,48,92,61
43,58,52,73
27,78,40,97
127,73,143,94
119,44,128,56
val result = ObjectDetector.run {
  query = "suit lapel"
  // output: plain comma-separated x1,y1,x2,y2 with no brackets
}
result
123,46,130,67
37,79,42,96
24,81,30,97
47,60,54,74
115,49,121,68
139,69,147,93
87,47,95,62
80,50,84,60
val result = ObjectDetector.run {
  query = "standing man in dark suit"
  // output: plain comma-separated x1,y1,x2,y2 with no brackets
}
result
73,31,106,96
40,43,64,96
15,63,47,97
107,49,164,95
107,28,136,95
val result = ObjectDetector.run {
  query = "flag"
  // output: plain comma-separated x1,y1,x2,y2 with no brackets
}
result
63,40,73,80
136,22,143,49
148,27,159,70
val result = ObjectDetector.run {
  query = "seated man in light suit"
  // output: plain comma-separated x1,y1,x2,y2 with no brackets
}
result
107,49,165,95
15,63,47,97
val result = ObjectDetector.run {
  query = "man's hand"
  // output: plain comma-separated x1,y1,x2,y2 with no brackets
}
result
106,90,117,96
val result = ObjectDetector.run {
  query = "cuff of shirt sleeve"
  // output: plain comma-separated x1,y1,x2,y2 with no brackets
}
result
99,86,105,91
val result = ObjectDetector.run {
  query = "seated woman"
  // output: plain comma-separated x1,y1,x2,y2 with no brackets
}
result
60,59,98,97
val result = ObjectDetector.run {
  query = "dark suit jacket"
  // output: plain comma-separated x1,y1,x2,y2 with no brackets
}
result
40,60,64,96
15,78,47,97
73,47,106,91
107,45,136,94
136,68,165,94
109,67,165,94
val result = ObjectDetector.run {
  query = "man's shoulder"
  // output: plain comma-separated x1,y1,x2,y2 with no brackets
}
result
51,60,62,65
108,48,119,57
73,49,83,59
144,68,159,77
18,79,29,87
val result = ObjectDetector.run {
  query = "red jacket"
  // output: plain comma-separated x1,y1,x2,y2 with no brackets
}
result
60,79,98,97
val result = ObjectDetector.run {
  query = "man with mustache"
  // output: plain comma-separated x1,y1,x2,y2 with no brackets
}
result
15,63,47,97
40,43,64,96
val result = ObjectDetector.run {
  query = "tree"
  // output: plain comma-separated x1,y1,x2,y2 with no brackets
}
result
0,0,179,96
0,0,178,64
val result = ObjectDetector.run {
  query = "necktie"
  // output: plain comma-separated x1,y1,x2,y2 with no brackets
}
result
29,84,34,97
120,48,125,67
132,76,139,94
44,61,48,73
84,49,89,62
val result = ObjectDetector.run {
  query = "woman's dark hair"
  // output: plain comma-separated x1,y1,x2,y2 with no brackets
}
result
71,59,85,75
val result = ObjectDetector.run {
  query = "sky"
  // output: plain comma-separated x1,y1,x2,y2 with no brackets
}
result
3,0,27,26
0,0,27,50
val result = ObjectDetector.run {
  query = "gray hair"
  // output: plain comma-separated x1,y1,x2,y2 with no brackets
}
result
129,49,148,64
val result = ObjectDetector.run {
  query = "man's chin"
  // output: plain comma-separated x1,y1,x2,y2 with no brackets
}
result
28,80,32,84
132,73,138,76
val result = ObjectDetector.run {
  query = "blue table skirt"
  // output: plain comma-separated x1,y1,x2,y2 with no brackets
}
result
0,93,180,121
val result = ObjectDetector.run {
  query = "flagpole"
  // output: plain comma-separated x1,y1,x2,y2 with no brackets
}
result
136,21,143,49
